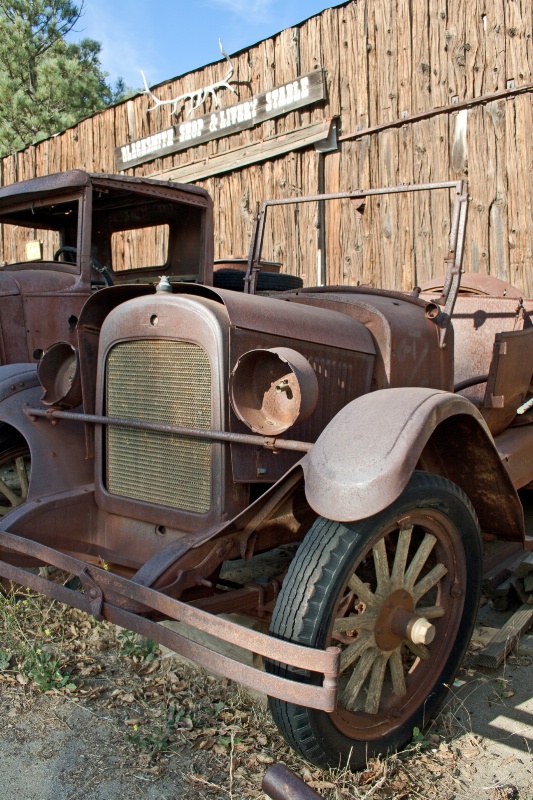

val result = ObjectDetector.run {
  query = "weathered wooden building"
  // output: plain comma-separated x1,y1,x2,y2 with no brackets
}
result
1,0,532,292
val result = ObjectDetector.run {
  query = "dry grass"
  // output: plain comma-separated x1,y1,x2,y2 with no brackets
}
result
0,587,529,800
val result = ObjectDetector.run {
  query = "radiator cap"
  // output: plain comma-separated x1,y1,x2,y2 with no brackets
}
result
156,276,173,293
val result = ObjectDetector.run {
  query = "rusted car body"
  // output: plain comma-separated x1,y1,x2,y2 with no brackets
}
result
0,178,532,770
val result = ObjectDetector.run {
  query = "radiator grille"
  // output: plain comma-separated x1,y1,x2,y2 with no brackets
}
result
106,340,212,512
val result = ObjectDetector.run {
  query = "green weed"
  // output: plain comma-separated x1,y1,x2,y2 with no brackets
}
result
126,703,194,759
126,726,171,756
0,647,12,671
117,629,159,664
410,726,430,748
0,585,76,692
23,649,75,692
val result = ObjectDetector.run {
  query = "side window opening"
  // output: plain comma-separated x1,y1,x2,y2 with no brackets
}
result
0,197,79,266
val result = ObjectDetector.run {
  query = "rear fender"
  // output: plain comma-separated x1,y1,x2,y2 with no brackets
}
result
301,387,523,539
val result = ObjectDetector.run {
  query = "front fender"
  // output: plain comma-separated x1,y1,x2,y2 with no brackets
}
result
301,387,518,526
0,363,93,503
0,363,40,401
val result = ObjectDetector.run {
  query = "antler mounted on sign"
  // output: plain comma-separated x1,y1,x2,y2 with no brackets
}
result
141,39,236,120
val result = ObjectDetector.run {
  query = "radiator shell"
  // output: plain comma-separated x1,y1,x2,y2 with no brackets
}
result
95,293,238,531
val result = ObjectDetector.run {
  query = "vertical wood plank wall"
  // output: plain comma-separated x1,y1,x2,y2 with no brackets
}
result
0,0,531,293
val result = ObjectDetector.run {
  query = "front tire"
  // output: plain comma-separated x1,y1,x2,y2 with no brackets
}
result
268,472,481,769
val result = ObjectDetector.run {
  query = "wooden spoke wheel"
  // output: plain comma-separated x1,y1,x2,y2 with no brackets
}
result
268,472,482,770
0,430,30,516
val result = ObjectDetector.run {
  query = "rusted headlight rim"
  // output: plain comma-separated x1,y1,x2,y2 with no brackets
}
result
38,341,82,409
230,346,318,436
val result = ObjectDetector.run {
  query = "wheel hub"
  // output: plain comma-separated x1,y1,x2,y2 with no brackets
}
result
374,588,435,651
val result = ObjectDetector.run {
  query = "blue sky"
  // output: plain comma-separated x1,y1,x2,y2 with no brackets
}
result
73,1,342,91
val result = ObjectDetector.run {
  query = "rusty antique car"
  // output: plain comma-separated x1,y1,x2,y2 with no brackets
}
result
0,178,531,770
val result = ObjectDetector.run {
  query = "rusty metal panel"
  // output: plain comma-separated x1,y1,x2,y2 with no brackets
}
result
0,170,211,212
209,287,375,355
285,291,454,392
21,291,88,359
301,387,515,524
0,170,91,208
0,295,27,363
495,425,533,490
434,295,533,402
0,273,21,297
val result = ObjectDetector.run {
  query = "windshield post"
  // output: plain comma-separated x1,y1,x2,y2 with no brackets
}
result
437,180,469,348
77,184,93,286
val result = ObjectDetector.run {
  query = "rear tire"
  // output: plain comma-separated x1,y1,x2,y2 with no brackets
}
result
267,472,481,769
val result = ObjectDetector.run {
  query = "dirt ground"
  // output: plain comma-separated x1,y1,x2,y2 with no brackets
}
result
1,586,532,800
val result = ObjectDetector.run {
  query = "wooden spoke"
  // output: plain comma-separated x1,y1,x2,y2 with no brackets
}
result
415,605,445,619
348,574,379,608
389,649,407,697
412,563,448,603
333,613,377,633
15,456,29,498
0,477,20,507
390,526,412,590
406,641,430,660
372,538,390,595
365,653,389,714
339,630,374,673
404,533,437,590
342,647,377,709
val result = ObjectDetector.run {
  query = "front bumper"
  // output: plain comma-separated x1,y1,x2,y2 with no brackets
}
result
0,528,340,711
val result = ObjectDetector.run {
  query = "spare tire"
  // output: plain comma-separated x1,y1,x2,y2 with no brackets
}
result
213,269,303,292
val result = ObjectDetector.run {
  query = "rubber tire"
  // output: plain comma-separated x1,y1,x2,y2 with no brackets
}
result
267,471,482,770
213,269,303,292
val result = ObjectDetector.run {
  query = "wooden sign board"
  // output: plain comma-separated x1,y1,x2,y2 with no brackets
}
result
116,69,326,171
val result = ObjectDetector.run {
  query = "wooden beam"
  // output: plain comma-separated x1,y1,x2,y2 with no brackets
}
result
152,119,337,184
472,626,533,658
475,605,533,668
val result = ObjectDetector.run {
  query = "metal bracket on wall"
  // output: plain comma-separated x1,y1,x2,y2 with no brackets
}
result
314,119,338,153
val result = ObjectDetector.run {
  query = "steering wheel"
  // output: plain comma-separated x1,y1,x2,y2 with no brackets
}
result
53,246,114,286
53,245,78,264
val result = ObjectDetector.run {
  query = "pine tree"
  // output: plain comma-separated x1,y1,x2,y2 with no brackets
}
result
0,0,124,155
